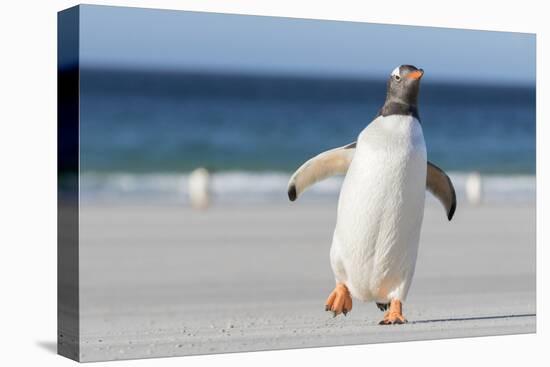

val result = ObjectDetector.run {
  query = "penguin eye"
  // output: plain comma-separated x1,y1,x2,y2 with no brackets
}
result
394,75,401,81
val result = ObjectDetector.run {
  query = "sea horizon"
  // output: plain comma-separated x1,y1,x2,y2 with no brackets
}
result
73,66,536,203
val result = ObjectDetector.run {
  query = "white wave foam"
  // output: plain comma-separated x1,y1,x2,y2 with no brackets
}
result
79,171,535,204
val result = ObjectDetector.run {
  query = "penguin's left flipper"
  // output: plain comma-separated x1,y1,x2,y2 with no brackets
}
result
287,142,356,201
426,161,457,221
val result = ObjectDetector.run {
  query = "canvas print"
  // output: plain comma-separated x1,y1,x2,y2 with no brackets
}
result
58,5,536,362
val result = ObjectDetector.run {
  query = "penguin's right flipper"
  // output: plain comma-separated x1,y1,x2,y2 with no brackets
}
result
426,161,457,220
287,142,356,201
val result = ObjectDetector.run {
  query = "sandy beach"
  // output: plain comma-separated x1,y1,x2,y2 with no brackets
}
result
76,200,535,362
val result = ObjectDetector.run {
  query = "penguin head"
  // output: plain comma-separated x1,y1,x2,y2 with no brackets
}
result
385,65,424,107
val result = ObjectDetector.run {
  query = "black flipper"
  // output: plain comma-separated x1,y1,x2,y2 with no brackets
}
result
427,161,457,221
287,142,356,201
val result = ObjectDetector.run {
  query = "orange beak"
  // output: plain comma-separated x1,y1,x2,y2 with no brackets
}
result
407,69,424,80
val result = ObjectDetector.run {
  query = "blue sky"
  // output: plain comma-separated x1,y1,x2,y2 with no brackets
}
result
77,5,536,85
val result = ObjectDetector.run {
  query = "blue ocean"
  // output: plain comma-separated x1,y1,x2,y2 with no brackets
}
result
79,68,536,203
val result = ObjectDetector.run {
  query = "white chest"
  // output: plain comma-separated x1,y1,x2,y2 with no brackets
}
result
341,115,427,211
331,115,428,302
358,115,426,157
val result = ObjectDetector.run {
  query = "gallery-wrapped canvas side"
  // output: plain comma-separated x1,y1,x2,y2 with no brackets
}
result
58,5,80,362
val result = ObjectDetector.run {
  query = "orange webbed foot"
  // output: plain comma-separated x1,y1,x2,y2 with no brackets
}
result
325,283,352,317
379,299,407,325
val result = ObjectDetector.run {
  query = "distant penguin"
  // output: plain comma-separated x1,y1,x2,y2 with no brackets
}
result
287,65,456,324
465,171,483,205
188,167,211,210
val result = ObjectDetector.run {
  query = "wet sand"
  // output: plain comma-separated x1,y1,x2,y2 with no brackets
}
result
76,200,535,362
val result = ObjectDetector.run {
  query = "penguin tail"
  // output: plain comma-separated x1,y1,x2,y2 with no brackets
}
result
376,302,390,312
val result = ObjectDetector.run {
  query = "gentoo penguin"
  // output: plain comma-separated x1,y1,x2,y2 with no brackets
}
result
188,167,211,210
287,65,456,324
465,171,483,205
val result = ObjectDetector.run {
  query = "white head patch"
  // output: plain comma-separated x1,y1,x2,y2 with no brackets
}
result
391,66,401,77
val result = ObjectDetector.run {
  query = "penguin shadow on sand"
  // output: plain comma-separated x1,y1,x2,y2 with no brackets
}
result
410,313,535,325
